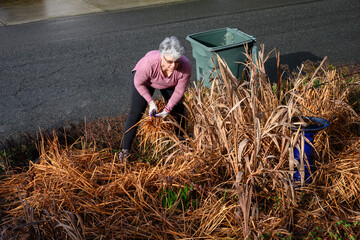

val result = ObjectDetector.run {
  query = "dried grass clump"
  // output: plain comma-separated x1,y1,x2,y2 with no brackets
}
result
0,45,359,239
136,100,178,157
0,133,236,239
183,45,360,238
318,138,360,209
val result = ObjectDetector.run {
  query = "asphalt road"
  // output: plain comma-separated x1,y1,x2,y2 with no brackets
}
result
1,0,359,144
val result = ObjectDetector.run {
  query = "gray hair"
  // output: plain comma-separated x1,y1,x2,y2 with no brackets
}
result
159,36,185,59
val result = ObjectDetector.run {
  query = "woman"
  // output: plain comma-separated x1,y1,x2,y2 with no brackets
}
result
119,36,192,163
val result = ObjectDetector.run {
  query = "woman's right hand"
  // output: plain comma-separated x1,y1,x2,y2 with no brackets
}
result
149,100,158,117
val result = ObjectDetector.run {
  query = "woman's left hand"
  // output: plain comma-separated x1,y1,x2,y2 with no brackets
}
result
155,110,169,118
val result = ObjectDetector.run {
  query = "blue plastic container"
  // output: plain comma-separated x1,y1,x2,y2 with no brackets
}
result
291,117,330,184
292,130,316,184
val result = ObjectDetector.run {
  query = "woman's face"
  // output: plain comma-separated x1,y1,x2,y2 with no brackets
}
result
161,54,180,72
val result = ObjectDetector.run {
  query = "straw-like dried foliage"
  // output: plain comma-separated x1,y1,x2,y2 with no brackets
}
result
1,45,359,239
136,100,179,158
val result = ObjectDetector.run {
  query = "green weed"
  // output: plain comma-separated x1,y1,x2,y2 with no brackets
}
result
160,183,195,211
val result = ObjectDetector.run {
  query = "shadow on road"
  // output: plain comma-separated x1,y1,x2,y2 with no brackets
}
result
266,51,324,83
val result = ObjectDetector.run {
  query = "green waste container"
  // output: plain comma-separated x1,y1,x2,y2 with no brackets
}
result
186,28,257,87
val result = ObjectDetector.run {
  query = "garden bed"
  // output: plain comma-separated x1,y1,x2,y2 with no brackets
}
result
1,46,359,239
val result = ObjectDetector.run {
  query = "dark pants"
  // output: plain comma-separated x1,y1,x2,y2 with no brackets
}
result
122,74,185,150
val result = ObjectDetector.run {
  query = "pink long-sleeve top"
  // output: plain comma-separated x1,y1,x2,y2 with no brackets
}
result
132,50,191,112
